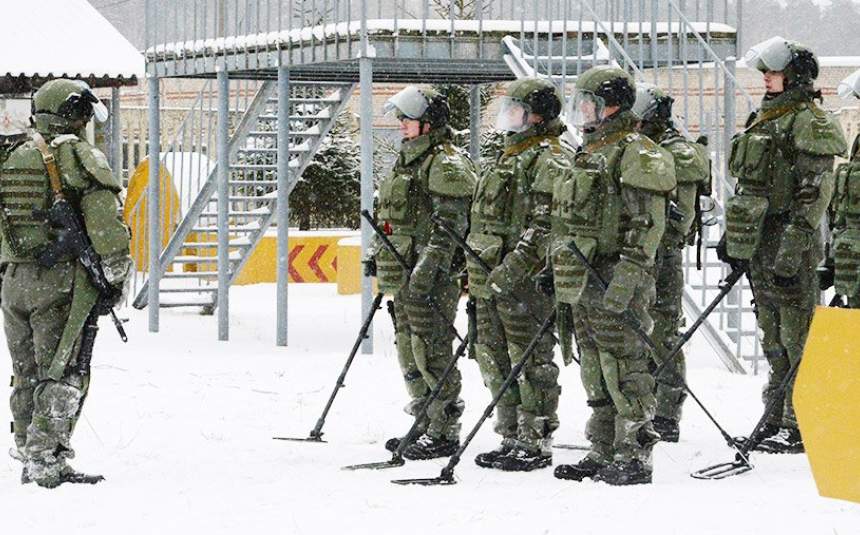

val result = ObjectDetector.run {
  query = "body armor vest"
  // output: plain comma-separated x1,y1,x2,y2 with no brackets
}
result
832,142,860,295
374,141,442,293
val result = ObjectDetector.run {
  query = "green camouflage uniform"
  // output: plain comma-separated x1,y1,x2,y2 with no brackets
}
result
2,80,131,487
551,109,675,467
644,126,710,425
725,86,846,430
831,135,860,307
466,118,570,455
373,125,476,442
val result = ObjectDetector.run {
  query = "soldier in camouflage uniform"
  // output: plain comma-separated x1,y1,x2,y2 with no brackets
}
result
631,83,711,443
824,69,860,306
551,67,675,485
718,38,847,454
467,78,568,472
367,86,476,460
2,79,132,487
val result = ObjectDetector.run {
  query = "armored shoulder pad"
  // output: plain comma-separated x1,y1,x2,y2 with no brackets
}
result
427,144,477,198
619,135,676,193
793,105,848,157
663,138,709,184
72,139,122,192
532,141,575,195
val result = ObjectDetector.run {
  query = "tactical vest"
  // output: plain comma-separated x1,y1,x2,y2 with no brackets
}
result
465,135,561,298
549,132,633,304
0,136,88,263
374,142,444,293
659,133,712,248
725,101,811,259
832,143,860,295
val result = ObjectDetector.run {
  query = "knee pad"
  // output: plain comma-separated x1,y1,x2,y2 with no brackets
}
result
33,381,82,420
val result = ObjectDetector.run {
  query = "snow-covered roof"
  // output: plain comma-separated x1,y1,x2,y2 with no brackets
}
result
0,0,144,93
147,19,736,60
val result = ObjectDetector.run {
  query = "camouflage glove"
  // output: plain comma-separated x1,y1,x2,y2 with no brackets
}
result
409,250,443,298
487,262,518,297
603,259,642,315
99,253,133,312
773,223,813,279
716,232,747,272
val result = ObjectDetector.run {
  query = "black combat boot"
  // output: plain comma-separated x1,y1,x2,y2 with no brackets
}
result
653,416,680,443
474,441,515,468
595,459,652,486
733,423,780,451
554,456,605,481
401,433,459,460
756,427,804,454
492,446,552,472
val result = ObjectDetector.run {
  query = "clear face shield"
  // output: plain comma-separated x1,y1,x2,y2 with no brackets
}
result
631,83,659,122
382,85,429,121
744,36,792,72
494,97,531,133
837,69,860,100
568,90,606,130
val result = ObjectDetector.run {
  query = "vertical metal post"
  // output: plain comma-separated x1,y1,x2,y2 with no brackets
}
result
147,75,161,332
217,68,230,341
276,65,291,346
735,0,743,56
723,56,736,194
650,0,658,83
110,87,122,184
469,85,481,168
359,0,374,354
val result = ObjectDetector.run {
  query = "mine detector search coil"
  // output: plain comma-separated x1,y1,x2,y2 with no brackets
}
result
275,210,467,445
392,237,748,486
337,211,472,470
31,133,127,344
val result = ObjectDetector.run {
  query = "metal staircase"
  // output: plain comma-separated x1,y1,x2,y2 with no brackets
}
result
131,80,357,311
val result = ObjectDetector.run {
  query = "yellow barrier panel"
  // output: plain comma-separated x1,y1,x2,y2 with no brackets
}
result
123,157,181,271
337,237,362,295
794,305,860,505
234,233,353,285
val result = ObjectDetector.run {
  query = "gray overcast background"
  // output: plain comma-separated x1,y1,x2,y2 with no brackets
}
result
92,0,860,57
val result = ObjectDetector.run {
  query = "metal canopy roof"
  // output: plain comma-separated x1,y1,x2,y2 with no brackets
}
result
0,0,144,94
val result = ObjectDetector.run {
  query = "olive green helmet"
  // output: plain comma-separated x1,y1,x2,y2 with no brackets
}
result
569,66,636,130
495,77,562,132
383,85,450,129
745,36,819,88
32,78,108,134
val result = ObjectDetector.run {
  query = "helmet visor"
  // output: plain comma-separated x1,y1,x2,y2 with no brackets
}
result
569,91,606,129
75,81,108,123
837,69,860,100
383,86,429,120
744,36,792,72
494,96,531,133
631,82,659,121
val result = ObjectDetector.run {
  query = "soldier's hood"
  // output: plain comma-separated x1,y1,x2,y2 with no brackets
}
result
583,110,638,146
399,126,452,166
505,118,565,147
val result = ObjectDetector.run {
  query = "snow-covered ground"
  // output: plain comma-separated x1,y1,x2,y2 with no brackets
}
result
2,284,858,535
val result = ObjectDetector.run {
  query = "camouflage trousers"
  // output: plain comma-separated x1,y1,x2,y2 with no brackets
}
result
473,282,559,453
3,262,90,467
572,258,659,465
748,216,821,430
651,246,687,423
392,279,463,441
